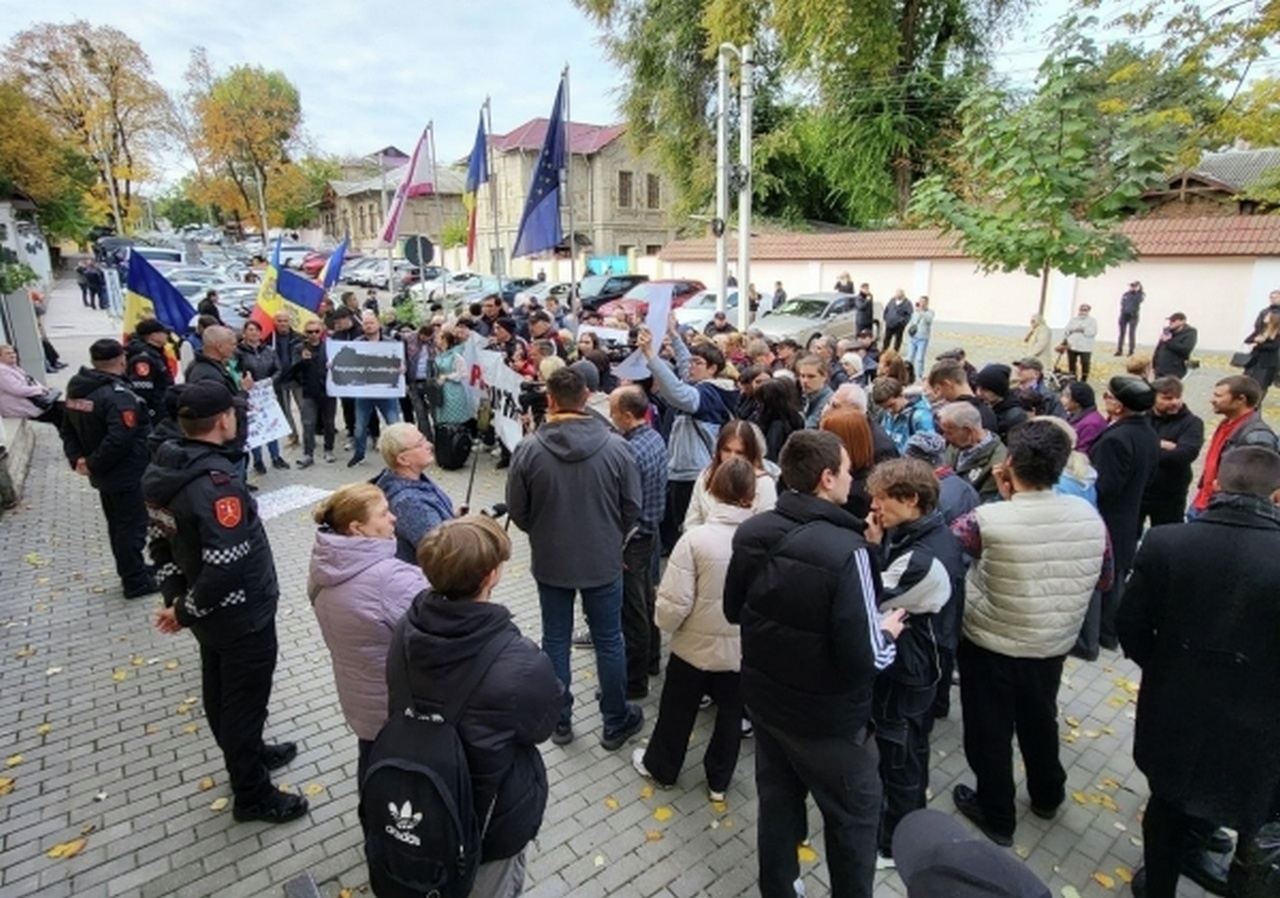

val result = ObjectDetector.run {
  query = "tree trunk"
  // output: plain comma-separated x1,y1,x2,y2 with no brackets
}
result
1037,268,1050,318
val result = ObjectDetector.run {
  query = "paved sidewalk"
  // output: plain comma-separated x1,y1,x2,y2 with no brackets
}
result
0,274,1213,896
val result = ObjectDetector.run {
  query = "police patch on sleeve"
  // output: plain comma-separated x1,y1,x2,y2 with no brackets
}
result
135,361,150,377
122,409,137,428
214,496,243,528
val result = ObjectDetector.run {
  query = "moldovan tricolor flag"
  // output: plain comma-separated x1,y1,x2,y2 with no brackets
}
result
381,126,435,246
123,252,197,337
463,110,489,265
249,237,325,336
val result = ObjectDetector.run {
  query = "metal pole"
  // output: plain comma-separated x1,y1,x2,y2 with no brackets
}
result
254,169,269,243
715,47,731,315
428,123,446,273
380,149,393,292
563,67,576,310
737,44,753,333
485,97,503,278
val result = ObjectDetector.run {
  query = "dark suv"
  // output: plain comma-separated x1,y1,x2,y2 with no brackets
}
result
576,273,649,312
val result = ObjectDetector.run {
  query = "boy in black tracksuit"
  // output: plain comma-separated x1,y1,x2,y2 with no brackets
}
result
144,381,307,825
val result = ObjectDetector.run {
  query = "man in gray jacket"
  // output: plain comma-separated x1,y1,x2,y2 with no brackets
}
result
507,366,644,750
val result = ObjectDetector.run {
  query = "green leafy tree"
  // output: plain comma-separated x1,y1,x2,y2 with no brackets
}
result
155,185,205,230
440,217,469,249
910,37,1180,315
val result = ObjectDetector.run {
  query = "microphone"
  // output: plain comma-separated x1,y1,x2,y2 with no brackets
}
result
479,503,508,519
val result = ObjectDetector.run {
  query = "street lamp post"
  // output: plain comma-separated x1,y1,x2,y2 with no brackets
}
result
715,43,754,331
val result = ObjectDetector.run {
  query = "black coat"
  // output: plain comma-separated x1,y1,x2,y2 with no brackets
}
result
186,354,248,451
61,367,152,492
883,297,913,331
142,439,278,643
989,395,1028,442
1118,494,1280,831
1144,406,1204,503
1089,415,1159,571
125,338,175,425
387,594,562,862
1152,326,1197,379
287,341,329,401
724,491,893,738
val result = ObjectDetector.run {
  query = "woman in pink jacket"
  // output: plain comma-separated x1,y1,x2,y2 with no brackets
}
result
308,483,428,780
0,344,63,429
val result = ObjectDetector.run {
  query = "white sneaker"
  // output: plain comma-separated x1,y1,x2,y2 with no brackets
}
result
631,747,654,780
875,854,896,870
708,788,726,803
793,877,806,898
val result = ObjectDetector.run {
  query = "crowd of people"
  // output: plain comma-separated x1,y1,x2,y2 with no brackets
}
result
11,271,1280,898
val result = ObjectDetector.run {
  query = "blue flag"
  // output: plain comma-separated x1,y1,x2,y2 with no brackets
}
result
124,252,197,335
512,77,566,259
320,236,349,290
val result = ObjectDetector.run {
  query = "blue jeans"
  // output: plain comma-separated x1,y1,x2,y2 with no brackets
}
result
537,577,628,731
907,337,929,381
250,440,282,465
352,397,402,458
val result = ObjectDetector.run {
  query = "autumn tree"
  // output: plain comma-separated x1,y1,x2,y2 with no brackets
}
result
1,21,170,231
910,29,1180,316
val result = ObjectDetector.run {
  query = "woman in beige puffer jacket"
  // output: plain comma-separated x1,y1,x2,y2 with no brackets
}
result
632,457,758,802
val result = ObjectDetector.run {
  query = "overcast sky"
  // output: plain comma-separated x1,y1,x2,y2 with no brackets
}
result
0,0,1087,186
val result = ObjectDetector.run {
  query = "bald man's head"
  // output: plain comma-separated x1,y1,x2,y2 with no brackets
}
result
201,325,237,360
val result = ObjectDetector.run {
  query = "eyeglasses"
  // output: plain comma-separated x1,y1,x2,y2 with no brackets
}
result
304,329,323,335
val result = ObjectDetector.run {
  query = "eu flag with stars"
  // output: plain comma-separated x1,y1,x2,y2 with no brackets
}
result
512,77,566,259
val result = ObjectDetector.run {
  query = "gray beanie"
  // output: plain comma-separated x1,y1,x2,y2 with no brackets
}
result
904,431,947,466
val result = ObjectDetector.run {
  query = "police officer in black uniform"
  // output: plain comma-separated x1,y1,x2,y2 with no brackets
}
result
126,319,175,427
144,380,307,825
61,338,156,598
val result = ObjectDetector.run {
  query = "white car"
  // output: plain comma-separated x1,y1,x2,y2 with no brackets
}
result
675,289,740,333
274,243,313,268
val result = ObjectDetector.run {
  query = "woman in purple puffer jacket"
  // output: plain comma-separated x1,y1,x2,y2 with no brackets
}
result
308,482,428,780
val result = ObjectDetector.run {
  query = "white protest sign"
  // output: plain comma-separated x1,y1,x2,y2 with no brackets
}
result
325,340,405,398
244,377,292,450
612,285,673,381
460,334,524,451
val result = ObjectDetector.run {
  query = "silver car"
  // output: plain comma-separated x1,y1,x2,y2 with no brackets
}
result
755,291,859,344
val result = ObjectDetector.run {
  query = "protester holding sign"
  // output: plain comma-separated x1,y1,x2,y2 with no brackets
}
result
336,313,405,468
237,321,290,475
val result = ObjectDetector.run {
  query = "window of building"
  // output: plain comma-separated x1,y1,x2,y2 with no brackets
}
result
647,174,660,210
618,171,633,209
645,244,663,256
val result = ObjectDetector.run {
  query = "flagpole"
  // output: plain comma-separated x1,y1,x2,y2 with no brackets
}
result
562,65,576,311
485,97,502,279
428,122,445,274
380,146,393,299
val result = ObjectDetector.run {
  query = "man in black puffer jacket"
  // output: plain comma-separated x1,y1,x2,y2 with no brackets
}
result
387,516,562,896
144,381,307,825
725,430,906,898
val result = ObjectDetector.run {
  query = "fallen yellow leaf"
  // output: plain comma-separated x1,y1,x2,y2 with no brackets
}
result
339,891,353,898
14,646,35,659
46,838,86,859
1061,887,1082,898
1064,716,1080,728
1101,777,1121,790
639,785,654,800
0,777,14,795
182,724,198,735
1098,794,1119,812
164,661,179,671
1071,791,1088,804
1115,866,1133,884
722,819,734,828
79,823,96,836
130,656,145,667
23,553,48,567
1084,730,1100,739
144,725,156,735
35,724,51,736
603,797,619,810
5,755,21,768
1093,872,1116,889
1014,844,1030,859
197,778,215,792
304,783,325,796
278,783,294,793
175,705,191,715
645,830,663,842
711,800,728,814
797,845,819,863
1106,695,1128,709
210,798,229,811
652,806,673,821
112,670,128,682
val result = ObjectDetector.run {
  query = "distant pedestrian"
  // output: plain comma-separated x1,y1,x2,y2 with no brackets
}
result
1116,280,1144,356
882,289,913,352
1152,313,1197,379
145,381,308,825
60,339,155,598
1243,309,1280,402
905,297,934,378
1062,304,1098,382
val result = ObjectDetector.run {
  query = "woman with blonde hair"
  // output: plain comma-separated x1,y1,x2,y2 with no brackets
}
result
684,419,777,528
308,483,428,779
877,348,912,385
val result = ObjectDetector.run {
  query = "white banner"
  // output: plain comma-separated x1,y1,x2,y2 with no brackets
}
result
244,377,293,450
325,340,406,398
461,335,525,451
104,269,125,319
612,285,673,381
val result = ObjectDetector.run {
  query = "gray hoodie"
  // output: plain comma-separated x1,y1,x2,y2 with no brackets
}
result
507,412,642,588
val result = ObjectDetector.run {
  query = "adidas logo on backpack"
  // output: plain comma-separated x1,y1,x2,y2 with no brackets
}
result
386,801,423,845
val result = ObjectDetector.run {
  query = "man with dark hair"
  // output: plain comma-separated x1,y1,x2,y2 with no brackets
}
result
1152,313,1197,379
638,323,738,550
725,429,906,898
126,320,175,427
61,338,156,598
609,385,669,697
1116,280,1145,357
863,457,963,865
871,377,935,453
473,294,504,338
1088,375,1160,652
1142,376,1204,527
973,363,1027,442
144,381,307,824
927,361,998,433
507,367,645,750
795,354,833,428
1190,375,1279,516
949,420,1110,847
1120,446,1280,898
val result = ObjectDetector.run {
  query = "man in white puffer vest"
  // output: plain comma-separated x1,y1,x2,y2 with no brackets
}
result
947,419,1112,847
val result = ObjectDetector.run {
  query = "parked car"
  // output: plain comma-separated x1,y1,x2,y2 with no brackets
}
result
368,260,419,290
754,291,860,344
163,267,225,286
501,277,540,305
513,280,572,308
275,243,314,268
341,256,380,284
576,273,649,312
597,279,705,319
301,251,332,277
674,289,740,333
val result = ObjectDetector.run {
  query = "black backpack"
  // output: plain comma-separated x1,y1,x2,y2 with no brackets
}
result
434,423,472,471
361,626,516,898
